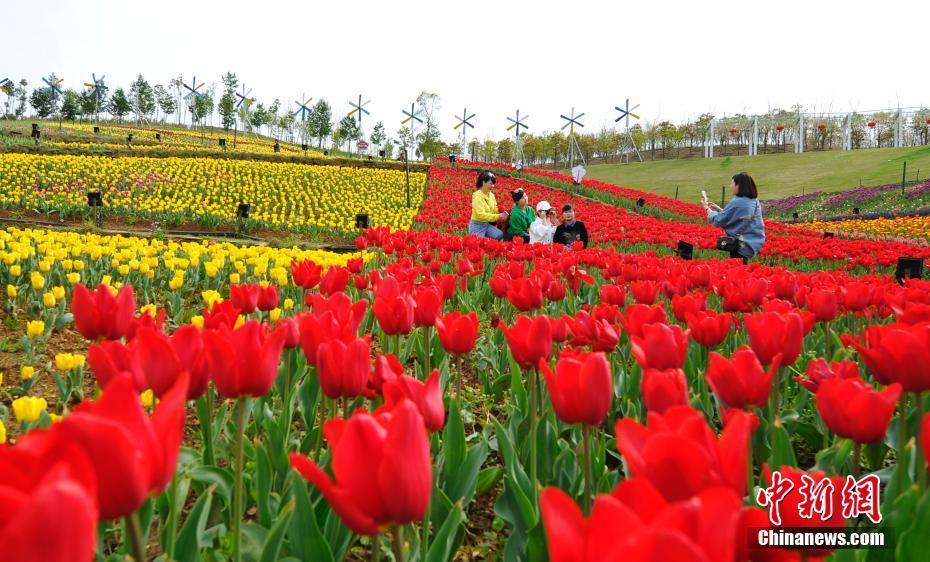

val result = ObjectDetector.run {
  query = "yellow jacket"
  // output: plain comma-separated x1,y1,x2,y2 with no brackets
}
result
471,190,499,222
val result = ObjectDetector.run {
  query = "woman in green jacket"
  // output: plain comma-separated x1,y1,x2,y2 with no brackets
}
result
506,189,535,243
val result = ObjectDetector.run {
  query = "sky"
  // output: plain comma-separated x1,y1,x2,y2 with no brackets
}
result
5,0,929,143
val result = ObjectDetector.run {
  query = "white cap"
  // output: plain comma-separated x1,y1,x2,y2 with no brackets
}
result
536,201,553,212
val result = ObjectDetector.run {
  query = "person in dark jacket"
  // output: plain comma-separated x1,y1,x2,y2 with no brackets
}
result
553,204,589,248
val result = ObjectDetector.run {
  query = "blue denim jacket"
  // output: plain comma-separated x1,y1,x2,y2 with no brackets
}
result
708,196,765,255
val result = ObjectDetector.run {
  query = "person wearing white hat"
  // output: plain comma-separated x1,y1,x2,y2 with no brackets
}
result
529,200,558,244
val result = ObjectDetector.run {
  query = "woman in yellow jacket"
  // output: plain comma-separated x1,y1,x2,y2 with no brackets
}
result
468,171,508,240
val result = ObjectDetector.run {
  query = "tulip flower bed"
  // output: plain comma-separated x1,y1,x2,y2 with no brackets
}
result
765,180,930,221
3,214,930,561
2,120,317,157
0,153,427,233
805,215,930,242
436,158,706,221
419,165,930,269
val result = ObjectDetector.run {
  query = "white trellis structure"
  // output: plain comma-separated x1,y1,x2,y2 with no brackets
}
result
701,107,928,158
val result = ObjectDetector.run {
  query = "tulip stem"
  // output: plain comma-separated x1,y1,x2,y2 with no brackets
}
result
528,367,538,491
201,387,216,466
232,397,246,562
423,326,431,378
582,424,593,514
770,367,781,461
371,534,382,562
455,355,463,402
852,441,862,479
898,395,908,463
392,525,405,562
917,394,927,492
823,322,832,361
126,511,146,562
165,472,180,558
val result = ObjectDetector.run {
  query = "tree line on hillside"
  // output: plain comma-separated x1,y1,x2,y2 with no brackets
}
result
4,75,928,164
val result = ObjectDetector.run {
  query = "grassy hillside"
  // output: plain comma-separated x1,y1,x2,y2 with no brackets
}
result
573,146,930,203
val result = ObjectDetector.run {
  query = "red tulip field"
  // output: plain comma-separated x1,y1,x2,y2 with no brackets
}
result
3,160,930,562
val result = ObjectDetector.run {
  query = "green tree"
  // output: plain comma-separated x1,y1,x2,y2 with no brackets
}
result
218,72,239,131
307,99,333,147
154,84,176,123
15,79,28,118
335,114,361,152
383,139,395,159
414,91,442,160
108,88,131,122
60,90,81,121
129,74,155,122
79,89,98,120
190,88,215,127
30,87,57,118
249,102,267,133
370,121,386,147
396,126,412,151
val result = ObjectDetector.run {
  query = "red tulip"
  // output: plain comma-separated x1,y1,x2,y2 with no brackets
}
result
371,353,404,395
618,304,667,339
564,310,620,352
229,284,260,314
540,481,743,562
0,444,98,562
598,284,626,306
71,283,135,341
546,280,566,302
641,368,688,414
372,278,415,336
816,379,901,443
202,300,242,330
320,266,351,295
257,284,279,311
316,337,372,400
413,285,443,327
41,372,189,520
435,311,479,355
290,399,432,536
346,257,364,274
615,405,756,501
382,370,445,432
273,316,301,349
630,280,659,305
795,358,859,393
671,291,706,323
806,288,838,323
291,259,323,290
506,276,544,311
539,351,612,425
744,311,806,366
851,322,930,393
125,307,166,341
630,323,689,370
841,284,873,312
88,325,210,400
706,347,780,409
500,315,553,369
203,320,286,398
771,273,798,301
685,310,732,348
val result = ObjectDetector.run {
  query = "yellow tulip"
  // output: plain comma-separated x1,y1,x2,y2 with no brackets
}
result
30,272,45,290
26,320,45,338
67,272,81,284
0,419,6,444
191,315,205,329
9,264,21,276
43,292,57,307
12,396,47,423
283,298,294,310
21,365,35,381
6,284,16,298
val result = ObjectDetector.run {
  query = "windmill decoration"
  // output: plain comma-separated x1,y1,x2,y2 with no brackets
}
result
614,98,643,162
42,74,65,129
293,93,313,145
453,107,476,159
0,78,13,116
233,83,254,146
506,109,529,168
401,102,424,155
182,75,206,130
347,94,371,127
82,73,107,126
560,106,586,172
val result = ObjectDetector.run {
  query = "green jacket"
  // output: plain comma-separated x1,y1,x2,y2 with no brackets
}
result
507,205,535,236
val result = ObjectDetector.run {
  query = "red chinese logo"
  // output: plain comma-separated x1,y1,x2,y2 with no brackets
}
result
758,470,881,526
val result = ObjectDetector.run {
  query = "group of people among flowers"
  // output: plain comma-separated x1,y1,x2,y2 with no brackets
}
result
468,171,589,248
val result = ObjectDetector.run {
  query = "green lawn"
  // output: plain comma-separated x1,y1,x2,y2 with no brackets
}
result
573,146,930,203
